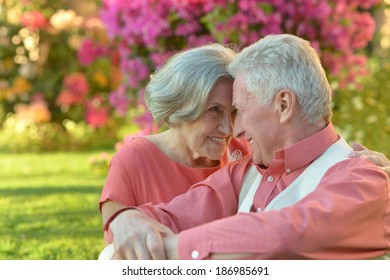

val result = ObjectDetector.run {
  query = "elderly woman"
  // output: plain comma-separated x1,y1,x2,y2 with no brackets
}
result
99,44,251,246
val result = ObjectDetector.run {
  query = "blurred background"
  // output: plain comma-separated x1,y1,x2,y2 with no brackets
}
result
0,0,389,259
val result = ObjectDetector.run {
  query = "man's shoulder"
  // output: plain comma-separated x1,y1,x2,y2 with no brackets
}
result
327,157,389,185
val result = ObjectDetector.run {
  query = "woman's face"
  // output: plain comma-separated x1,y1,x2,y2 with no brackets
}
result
176,78,235,162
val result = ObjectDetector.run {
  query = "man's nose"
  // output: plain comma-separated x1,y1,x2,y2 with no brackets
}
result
233,116,243,138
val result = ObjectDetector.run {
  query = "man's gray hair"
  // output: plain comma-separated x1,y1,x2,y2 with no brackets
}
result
145,44,236,126
228,34,332,124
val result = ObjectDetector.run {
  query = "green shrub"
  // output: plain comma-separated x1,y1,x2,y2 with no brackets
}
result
333,58,390,157
0,115,121,152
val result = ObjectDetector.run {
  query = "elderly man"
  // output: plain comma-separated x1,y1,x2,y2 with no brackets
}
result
108,34,390,260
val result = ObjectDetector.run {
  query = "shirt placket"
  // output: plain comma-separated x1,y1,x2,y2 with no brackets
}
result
252,170,281,212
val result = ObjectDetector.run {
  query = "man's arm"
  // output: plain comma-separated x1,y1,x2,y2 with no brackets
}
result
163,235,254,260
176,159,389,259
106,160,250,260
136,160,249,232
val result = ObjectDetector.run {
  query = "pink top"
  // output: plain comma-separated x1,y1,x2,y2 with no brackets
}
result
99,137,251,242
138,123,390,259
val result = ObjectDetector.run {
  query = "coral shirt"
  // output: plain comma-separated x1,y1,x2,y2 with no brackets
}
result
99,137,250,242
138,123,390,259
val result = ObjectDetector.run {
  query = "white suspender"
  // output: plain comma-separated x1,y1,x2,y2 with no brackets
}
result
238,165,263,213
238,138,352,213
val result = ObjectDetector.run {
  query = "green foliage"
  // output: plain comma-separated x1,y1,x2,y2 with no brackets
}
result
333,58,390,158
0,115,123,152
0,152,108,259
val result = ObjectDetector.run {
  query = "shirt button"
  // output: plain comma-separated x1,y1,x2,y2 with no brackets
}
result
286,168,291,173
257,207,261,212
267,176,274,182
191,250,199,259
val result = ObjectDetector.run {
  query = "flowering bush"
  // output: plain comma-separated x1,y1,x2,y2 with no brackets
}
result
0,0,127,151
101,0,380,134
0,0,386,152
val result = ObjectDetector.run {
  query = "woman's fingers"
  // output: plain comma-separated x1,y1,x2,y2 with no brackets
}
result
145,231,167,260
349,143,390,178
351,142,367,152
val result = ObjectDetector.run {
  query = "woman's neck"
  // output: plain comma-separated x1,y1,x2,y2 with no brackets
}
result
145,129,220,168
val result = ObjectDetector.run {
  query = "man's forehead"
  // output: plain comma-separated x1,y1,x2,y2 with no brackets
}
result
232,75,247,105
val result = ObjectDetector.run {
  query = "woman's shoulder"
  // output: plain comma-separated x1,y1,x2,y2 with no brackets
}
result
114,136,166,162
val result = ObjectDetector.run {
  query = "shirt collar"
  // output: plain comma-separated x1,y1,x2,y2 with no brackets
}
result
253,123,339,174
283,122,339,172
263,123,339,174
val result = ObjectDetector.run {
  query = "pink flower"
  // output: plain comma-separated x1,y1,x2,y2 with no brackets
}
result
85,96,109,128
77,39,109,66
101,0,128,38
63,73,89,96
175,21,202,36
56,73,90,107
21,11,48,30
77,40,96,65
101,0,380,112
120,58,149,88
108,85,130,115
149,51,175,68
134,109,158,135
56,90,84,106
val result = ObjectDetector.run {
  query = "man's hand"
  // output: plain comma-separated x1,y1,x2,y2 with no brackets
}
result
350,143,390,178
109,209,174,260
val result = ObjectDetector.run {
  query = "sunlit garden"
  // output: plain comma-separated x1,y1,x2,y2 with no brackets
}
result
0,0,389,259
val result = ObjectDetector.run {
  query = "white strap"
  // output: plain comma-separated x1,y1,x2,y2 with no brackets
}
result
238,138,352,214
264,138,352,211
238,165,262,213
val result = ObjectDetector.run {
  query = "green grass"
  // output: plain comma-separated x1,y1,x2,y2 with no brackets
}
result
0,152,110,259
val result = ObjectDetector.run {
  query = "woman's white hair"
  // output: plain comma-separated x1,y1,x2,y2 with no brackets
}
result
228,34,332,124
145,44,236,126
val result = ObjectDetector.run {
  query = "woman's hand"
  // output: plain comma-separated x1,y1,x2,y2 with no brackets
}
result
350,143,390,178
110,209,175,260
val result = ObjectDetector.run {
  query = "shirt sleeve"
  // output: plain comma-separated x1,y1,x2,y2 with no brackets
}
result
177,159,390,259
98,149,136,213
137,159,251,242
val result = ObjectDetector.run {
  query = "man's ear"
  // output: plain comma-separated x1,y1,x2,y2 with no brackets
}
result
275,89,297,124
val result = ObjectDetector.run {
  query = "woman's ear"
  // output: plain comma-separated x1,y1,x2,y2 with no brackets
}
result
275,89,297,124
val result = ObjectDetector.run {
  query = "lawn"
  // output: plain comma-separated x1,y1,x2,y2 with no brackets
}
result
0,152,111,259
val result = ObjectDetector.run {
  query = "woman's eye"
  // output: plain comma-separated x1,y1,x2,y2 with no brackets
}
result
208,106,222,113
231,109,237,122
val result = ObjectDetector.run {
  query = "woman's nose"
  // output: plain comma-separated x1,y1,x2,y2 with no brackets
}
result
218,115,233,135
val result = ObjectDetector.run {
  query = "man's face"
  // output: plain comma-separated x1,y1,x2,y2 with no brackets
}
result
232,74,280,167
